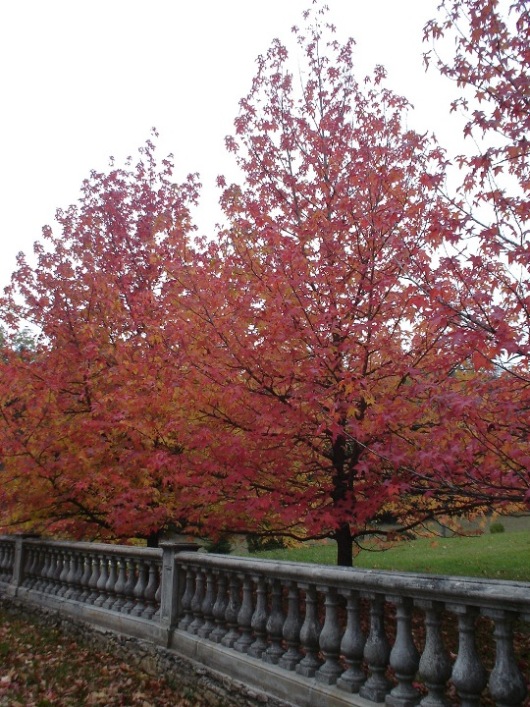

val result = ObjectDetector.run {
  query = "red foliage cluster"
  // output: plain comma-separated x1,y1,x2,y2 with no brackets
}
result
0,3,528,564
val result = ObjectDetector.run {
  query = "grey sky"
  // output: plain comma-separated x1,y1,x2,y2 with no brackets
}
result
0,0,460,290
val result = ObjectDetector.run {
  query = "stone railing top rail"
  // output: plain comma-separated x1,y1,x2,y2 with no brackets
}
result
175,550,530,615
2,534,528,613
0,535,162,561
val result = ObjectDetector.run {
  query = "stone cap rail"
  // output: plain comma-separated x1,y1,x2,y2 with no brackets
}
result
18,537,163,560
174,550,530,617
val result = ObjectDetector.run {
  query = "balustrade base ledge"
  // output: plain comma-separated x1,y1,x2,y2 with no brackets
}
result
170,630,378,707
13,586,163,644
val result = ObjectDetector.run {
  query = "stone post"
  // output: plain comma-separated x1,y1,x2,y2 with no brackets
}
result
158,542,199,646
9,535,39,597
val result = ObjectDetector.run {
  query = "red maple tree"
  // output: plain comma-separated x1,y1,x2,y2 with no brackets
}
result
0,136,200,542
423,0,530,509
171,9,493,564
2,5,526,563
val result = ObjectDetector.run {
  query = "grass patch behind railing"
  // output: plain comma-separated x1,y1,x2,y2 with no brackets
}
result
244,529,530,582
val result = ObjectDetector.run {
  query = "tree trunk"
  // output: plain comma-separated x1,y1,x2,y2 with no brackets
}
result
146,530,160,548
335,523,353,567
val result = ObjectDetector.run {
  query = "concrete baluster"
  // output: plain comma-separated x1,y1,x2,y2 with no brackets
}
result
0,543,6,580
86,555,101,604
64,550,76,597
417,600,452,707
51,549,62,595
336,590,365,693
9,543,15,581
35,549,53,592
153,568,161,620
6,543,15,581
23,547,38,588
33,548,47,592
20,546,32,587
486,608,528,707
315,585,343,685
28,548,40,591
130,560,148,616
198,568,217,638
3,543,11,579
102,556,118,609
35,548,47,590
121,558,138,614
387,596,421,707
50,549,64,595
221,573,241,648
210,572,229,643
49,549,62,595
5,543,13,581
187,568,206,634
359,594,392,701
63,552,78,599
111,557,127,611
9,544,15,581
296,584,322,677
72,552,86,600
177,566,196,630
141,560,159,619
57,550,71,597
450,605,488,707
94,555,109,607
248,575,269,658
44,547,55,593
234,574,255,653
78,553,93,602
10,540,23,592
44,548,57,593
279,581,303,669
0,542,9,581
263,578,285,664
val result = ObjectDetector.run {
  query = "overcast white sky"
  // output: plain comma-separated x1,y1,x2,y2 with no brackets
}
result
0,0,462,290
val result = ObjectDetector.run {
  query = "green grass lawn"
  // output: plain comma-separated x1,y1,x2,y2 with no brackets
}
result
244,529,530,582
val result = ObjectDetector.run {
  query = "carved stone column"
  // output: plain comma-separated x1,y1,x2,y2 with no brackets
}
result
296,584,322,677
177,565,196,630
417,600,452,707
248,575,268,658
279,582,303,670
198,568,217,638
210,572,229,643
450,605,487,707
485,608,527,707
315,586,343,685
359,593,391,702
386,596,421,707
263,578,285,664
336,589,365,693
221,573,241,648
187,568,206,634
234,574,255,652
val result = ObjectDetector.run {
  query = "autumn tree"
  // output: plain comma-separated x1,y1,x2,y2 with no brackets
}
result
423,0,530,509
171,10,492,565
0,136,201,542
2,4,525,560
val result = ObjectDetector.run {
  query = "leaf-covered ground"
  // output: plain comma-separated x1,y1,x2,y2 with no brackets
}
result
0,608,211,707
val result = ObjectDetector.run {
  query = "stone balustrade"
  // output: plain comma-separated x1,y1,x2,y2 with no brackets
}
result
0,535,528,707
